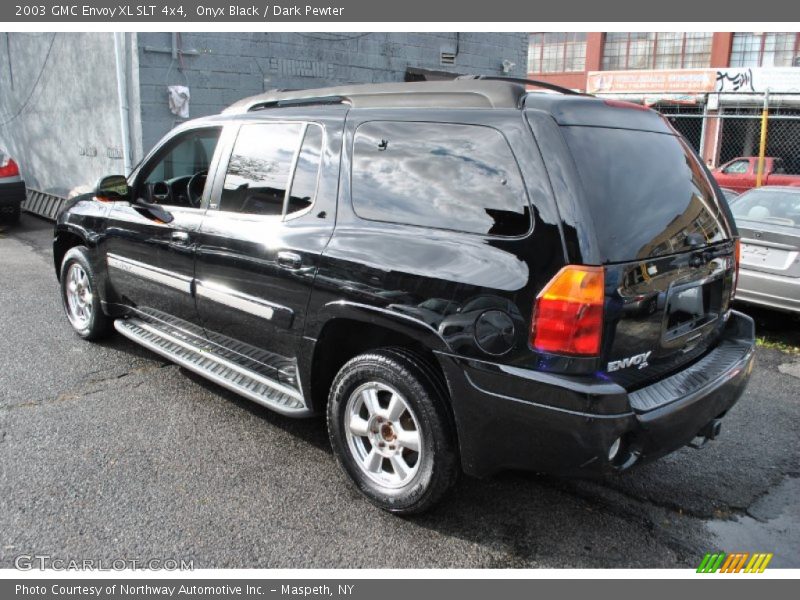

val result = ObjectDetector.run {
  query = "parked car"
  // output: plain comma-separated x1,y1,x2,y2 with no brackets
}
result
720,187,740,202
730,186,800,314
0,148,26,224
712,156,800,193
53,80,755,514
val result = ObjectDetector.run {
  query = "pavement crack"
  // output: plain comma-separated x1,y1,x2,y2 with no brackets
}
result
81,362,174,386
544,478,707,564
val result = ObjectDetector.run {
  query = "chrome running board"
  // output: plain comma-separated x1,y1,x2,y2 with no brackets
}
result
114,317,311,417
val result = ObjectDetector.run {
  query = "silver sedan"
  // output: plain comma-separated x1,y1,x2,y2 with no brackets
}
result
731,186,800,314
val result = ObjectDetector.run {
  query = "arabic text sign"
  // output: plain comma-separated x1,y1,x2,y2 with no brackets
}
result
588,68,800,94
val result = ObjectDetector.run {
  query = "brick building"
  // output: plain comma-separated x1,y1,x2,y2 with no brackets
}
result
527,33,800,170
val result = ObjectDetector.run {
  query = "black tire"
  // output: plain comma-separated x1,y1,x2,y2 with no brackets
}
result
327,348,459,514
0,204,20,225
59,246,112,340
9,204,20,224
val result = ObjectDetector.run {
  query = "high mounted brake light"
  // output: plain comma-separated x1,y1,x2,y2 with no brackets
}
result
0,157,19,178
531,265,605,356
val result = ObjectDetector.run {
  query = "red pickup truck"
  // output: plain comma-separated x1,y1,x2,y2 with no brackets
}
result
712,157,800,193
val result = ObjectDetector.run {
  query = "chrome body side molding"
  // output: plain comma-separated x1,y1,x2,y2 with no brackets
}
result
196,279,294,325
107,253,192,294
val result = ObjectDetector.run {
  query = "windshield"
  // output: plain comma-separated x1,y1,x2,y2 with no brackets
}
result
732,189,800,229
561,127,731,262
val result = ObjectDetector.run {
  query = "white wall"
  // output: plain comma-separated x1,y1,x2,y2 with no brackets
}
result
0,32,137,196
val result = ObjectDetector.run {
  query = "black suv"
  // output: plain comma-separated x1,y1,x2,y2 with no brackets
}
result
54,80,756,514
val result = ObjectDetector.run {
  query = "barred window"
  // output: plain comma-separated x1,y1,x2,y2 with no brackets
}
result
528,32,586,73
602,32,712,70
683,33,714,68
730,33,800,67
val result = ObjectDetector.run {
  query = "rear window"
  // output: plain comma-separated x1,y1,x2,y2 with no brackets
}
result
732,189,800,229
351,122,531,236
562,127,730,262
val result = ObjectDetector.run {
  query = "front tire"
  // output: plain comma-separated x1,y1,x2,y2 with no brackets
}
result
59,246,112,340
327,348,459,514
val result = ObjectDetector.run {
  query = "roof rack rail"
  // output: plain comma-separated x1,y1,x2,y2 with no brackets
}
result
456,75,585,96
247,95,350,112
224,80,530,114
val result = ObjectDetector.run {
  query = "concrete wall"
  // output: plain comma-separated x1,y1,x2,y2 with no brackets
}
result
0,32,135,196
137,32,529,152
0,32,527,195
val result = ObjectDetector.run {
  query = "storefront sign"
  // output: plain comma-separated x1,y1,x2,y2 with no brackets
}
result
587,67,800,94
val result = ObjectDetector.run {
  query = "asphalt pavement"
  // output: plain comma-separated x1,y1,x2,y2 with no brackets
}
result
1,213,798,569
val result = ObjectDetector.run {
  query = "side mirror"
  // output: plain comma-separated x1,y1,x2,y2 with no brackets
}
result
94,175,131,202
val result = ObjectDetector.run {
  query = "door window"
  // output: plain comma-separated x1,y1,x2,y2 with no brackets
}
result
285,125,323,218
136,128,221,208
219,123,303,217
722,160,750,174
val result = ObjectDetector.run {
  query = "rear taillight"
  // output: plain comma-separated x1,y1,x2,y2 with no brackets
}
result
732,238,741,298
531,265,605,356
0,157,19,178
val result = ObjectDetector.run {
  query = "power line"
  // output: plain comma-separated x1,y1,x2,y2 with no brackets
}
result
0,33,57,128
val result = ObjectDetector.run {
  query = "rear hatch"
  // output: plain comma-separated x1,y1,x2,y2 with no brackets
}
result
557,111,737,389
730,188,800,279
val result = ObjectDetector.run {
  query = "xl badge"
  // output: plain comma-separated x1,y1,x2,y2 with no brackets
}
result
608,351,652,372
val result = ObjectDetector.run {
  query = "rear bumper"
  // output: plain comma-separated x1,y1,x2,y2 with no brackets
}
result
0,180,26,207
736,267,800,314
438,310,756,478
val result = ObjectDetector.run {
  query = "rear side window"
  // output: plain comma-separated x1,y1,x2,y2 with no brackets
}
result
562,127,730,262
220,123,302,216
351,122,530,236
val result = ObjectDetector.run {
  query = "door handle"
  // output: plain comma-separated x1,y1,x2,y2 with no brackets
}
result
171,231,191,246
277,251,302,269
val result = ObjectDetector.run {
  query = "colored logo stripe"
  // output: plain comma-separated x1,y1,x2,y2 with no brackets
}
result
697,552,773,573
745,553,773,573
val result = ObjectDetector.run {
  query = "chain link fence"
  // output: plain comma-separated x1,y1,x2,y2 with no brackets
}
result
653,93,800,174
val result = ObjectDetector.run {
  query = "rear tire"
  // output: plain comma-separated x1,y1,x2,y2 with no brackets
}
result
0,204,20,225
59,246,112,340
327,348,459,514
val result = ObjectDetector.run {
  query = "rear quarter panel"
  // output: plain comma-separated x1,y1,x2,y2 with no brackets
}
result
307,108,568,367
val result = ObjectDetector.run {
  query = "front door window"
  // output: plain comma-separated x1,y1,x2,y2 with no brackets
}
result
136,128,221,208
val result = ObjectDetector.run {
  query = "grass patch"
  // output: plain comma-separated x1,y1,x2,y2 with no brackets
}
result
756,336,800,355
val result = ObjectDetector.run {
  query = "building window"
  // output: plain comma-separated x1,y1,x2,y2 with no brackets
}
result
602,32,713,70
528,33,586,73
683,33,715,68
730,33,800,67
